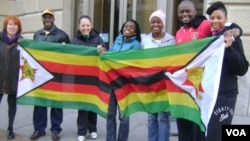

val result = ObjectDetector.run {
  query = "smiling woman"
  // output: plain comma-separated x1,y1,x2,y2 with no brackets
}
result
70,15,107,141
0,15,22,140
141,9,175,141
106,19,142,141
205,2,249,141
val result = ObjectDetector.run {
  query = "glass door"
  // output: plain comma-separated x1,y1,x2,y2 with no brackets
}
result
76,0,177,48
117,0,176,38
76,0,113,47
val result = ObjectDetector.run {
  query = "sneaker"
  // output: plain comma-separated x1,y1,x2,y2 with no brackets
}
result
29,131,46,140
77,136,85,141
52,132,60,141
87,132,98,139
7,130,15,140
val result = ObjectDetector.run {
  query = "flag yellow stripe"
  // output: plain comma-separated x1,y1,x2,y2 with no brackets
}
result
118,91,198,111
25,89,108,111
168,92,198,109
102,54,195,71
27,49,99,66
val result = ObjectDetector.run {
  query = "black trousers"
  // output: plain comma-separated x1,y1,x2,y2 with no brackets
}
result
206,95,237,141
77,110,97,136
0,93,17,131
176,118,205,141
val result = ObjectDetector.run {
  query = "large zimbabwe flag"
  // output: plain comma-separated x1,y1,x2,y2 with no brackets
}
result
17,39,111,118
17,36,224,132
101,36,224,131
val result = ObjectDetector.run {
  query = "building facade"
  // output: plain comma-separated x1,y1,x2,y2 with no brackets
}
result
0,0,250,117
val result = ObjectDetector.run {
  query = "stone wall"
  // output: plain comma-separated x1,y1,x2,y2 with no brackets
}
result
0,0,74,39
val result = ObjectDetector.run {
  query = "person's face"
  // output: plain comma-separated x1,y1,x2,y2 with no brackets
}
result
209,10,227,32
79,18,92,35
42,14,54,30
6,19,19,36
123,21,136,38
150,17,164,34
178,3,196,24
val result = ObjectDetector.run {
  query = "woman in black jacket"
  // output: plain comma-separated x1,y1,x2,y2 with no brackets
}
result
0,15,22,140
71,15,106,141
206,2,249,141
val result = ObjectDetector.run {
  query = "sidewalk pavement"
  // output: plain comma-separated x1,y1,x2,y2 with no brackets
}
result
1,95,250,141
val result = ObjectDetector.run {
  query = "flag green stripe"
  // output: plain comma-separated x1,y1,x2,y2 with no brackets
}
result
101,37,216,61
170,105,205,132
122,102,204,132
20,39,99,56
17,96,107,118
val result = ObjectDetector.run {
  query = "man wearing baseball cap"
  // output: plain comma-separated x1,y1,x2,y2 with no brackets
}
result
29,9,70,141
42,9,54,16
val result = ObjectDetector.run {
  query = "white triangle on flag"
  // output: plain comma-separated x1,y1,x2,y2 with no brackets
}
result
17,45,54,98
165,36,225,130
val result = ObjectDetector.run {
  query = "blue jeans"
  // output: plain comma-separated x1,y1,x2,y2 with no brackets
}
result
33,106,63,133
148,112,170,141
106,91,129,141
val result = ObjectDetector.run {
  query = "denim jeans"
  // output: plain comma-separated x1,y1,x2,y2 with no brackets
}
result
106,91,129,141
33,106,63,133
148,112,170,141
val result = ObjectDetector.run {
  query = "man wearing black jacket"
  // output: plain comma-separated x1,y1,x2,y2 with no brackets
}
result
29,9,70,141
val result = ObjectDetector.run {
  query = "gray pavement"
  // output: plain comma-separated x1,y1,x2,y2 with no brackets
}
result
1,95,250,141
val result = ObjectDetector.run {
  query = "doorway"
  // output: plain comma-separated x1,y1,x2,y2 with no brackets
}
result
75,0,204,48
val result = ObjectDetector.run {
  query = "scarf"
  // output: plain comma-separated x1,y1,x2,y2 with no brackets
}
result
212,28,224,36
3,30,20,45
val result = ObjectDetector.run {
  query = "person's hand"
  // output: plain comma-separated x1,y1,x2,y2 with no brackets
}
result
224,30,235,48
231,28,240,38
224,28,240,38
97,45,106,54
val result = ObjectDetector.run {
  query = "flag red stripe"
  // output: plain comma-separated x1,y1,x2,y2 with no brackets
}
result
40,81,109,104
115,79,187,101
40,61,110,83
114,79,167,100
106,66,181,82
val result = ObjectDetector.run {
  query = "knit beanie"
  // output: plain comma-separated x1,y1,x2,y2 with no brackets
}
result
149,9,166,27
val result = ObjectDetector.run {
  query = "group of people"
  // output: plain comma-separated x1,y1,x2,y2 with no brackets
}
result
0,1,249,141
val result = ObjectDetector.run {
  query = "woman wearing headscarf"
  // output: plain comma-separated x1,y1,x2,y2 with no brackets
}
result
141,9,175,141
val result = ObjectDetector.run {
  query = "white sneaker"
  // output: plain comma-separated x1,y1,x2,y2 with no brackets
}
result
87,132,98,139
77,136,85,141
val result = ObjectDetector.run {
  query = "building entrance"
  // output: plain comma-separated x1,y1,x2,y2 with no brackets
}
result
76,0,203,47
